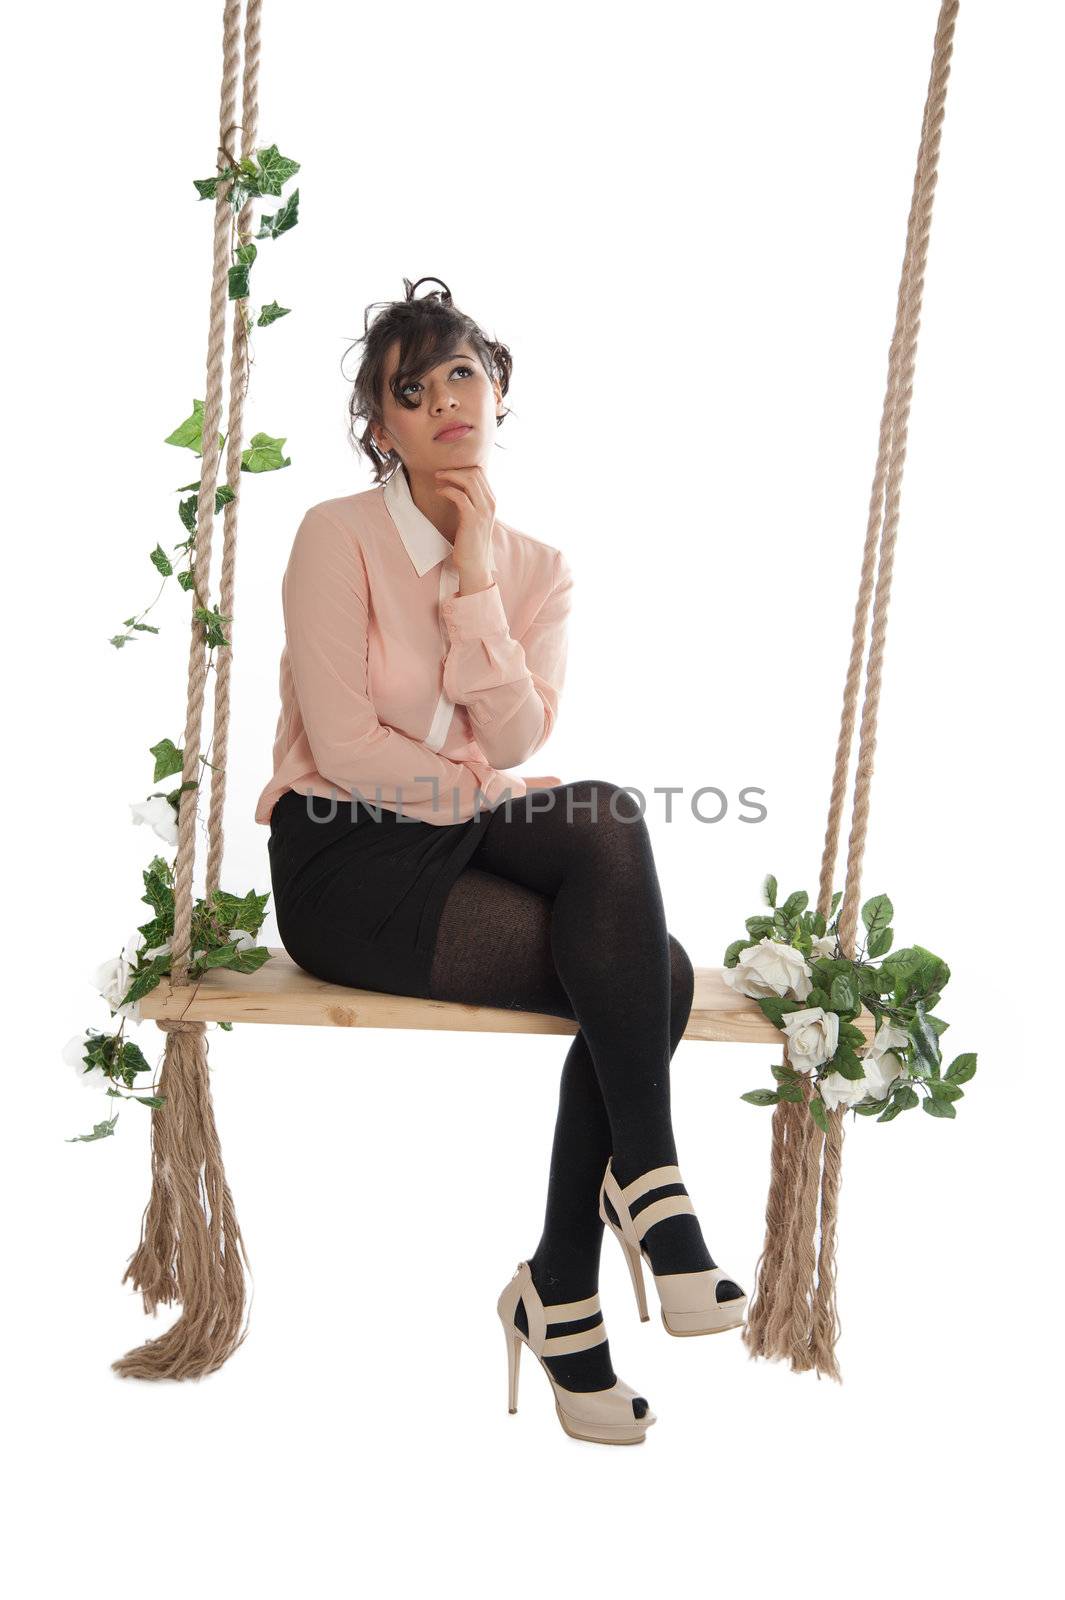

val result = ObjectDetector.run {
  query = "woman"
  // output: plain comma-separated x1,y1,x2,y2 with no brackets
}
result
255,277,746,1446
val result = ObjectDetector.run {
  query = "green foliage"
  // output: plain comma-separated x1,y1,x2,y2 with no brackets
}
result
726,877,977,1129
76,137,296,1141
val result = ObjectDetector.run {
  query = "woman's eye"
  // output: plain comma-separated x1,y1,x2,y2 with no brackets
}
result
401,364,473,398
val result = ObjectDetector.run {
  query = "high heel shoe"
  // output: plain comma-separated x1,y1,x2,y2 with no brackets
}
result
496,1261,657,1445
598,1159,748,1337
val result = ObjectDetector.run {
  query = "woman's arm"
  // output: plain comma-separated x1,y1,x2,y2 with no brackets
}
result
282,506,523,818
440,548,573,770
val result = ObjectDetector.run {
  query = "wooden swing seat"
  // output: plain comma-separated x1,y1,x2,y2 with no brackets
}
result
138,950,879,1045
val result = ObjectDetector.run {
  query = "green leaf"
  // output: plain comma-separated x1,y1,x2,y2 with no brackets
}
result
756,995,793,1029
770,1062,799,1083
867,926,894,958
945,1052,977,1084
763,874,778,908
255,143,301,195
829,972,860,1014
861,894,894,936
193,605,232,649
745,915,776,940
828,1045,866,1081
776,1078,804,1103
165,399,224,457
257,187,299,240
909,1004,942,1078
723,938,757,968
257,300,292,327
930,1080,964,1103
241,431,292,473
922,1095,956,1119
808,1094,829,1132
150,737,184,783
837,1020,868,1048
150,543,174,577
780,890,809,920
853,1099,886,1116
876,1099,906,1123
228,262,251,300
741,1088,780,1107
120,1041,151,1076
134,1095,166,1109
203,943,272,976
66,1114,120,1144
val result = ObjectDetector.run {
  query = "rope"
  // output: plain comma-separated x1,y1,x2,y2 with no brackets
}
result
206,0,263,901
170,0,259,983
817,0,960,956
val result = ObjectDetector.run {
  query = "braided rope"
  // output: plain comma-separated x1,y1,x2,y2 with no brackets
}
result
817,0,960,956
169,0,243,984
206,0,263,901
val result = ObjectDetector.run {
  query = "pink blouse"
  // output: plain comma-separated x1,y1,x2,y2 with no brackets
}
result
254,464,573,826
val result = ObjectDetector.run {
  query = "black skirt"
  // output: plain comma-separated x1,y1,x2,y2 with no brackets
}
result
266,787,490,999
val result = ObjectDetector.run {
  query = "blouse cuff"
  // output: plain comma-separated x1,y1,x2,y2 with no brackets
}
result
440,580,509,641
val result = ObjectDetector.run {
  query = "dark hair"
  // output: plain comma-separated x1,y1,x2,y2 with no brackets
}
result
343,276,513,485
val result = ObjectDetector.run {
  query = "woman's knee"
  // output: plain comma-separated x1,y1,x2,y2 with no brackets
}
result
667,934,695,1017
559,778,649,831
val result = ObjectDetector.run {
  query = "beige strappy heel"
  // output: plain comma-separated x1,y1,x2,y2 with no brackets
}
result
598,1159,748,1337
496,1261,657,1445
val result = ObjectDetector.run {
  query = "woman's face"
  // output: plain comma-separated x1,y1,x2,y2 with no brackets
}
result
373,338,503,477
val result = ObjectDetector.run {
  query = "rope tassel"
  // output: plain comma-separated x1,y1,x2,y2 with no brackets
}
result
111,1018,250,1380
742,1080,842,1382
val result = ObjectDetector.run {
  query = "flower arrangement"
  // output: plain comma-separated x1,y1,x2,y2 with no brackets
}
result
724,875,977,1127
63,143,299,1143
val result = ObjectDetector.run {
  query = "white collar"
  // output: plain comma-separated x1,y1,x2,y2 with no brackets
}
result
382,464,498,579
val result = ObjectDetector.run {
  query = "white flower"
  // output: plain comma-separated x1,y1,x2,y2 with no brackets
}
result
722,937,813,1002
858,1019,912,1100
229,929,255,952
809,935,837,961
90,928,147,1024
130,795,179,846
869,1019,910,1060
63,1033,102,1090
781,1006,839,1070
143,939,171,963
861,1050,907,1101
819,1071,870,1112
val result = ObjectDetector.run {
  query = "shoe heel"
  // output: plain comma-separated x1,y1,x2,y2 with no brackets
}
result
619,1232,650,1322
503,1322,522,1414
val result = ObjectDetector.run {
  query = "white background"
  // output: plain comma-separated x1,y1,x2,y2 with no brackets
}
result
4,0,1060,1594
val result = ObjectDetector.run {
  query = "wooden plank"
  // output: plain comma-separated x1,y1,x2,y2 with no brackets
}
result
137,949,878,1046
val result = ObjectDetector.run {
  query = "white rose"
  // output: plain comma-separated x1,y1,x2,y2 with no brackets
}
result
229,929,255,951
142,939,172,963
130,795,179,846
869,1020,910,1060
819,1071,870,1112
809,935,837,961
722,937,813,1002
861,1050,906,1101
781,1006,839,1070
90,928,147,1023
857,1019,911,1101
63,1033,102,1090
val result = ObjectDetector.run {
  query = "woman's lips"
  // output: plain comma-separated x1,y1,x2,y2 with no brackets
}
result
435,424,473,441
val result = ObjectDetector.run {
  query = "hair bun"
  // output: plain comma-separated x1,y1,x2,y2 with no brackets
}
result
403,275,452,305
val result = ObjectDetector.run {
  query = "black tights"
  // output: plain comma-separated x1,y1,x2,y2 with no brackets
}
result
427,779,738,1391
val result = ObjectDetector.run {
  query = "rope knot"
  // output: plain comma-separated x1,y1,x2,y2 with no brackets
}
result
155,1018,208,1036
